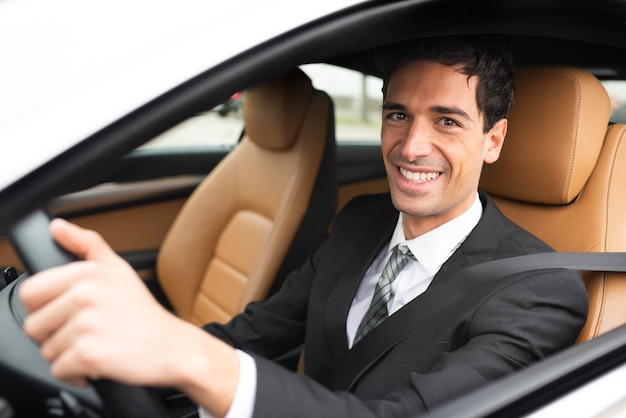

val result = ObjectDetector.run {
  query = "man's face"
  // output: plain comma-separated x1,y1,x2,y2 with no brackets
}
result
381,60,507,239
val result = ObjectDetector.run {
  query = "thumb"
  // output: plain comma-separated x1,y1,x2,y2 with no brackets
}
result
49,218,119,264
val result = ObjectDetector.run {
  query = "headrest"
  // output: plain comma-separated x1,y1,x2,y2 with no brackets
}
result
480,66,611,205
243,69,314,151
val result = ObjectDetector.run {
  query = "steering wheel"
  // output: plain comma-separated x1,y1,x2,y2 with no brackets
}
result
8,209,170,418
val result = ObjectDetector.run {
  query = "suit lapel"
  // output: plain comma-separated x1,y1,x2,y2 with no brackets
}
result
323,211,396,359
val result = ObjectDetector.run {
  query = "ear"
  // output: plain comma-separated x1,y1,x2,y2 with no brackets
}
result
484,118,507,164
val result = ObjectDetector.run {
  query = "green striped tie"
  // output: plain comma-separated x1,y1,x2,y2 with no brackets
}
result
353,245,415,345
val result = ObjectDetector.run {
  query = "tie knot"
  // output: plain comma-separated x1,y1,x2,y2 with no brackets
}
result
398,245,416,261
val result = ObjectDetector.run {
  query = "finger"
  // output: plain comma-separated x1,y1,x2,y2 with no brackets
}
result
50,218,120,264
19,261,92,314
22,277,89,345
48,342,93,387
37,300,99,364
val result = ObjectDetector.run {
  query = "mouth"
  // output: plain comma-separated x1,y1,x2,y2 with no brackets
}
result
399,167,441,183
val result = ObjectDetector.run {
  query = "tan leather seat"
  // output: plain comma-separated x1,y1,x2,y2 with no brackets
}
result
157,69,337,326
480,66,626,343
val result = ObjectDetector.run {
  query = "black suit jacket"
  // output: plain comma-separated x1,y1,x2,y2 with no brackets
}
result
205,192,588,417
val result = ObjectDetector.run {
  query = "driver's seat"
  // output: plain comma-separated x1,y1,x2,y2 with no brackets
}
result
480,66,626,342
156,69,337,326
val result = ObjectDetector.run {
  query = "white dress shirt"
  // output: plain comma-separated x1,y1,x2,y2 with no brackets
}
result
202,193,483,417
346,193,483,347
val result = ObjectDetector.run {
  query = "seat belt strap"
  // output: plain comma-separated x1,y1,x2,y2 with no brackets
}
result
463,251,626,277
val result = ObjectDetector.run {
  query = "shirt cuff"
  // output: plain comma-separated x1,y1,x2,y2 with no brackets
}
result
198,349,257,418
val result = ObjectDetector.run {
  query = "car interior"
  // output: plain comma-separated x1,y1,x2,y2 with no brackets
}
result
2,37,626,340
19,37,624,344
2,2,626,414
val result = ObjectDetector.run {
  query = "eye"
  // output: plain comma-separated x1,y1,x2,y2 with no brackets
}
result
386,112,408,122
439,117,460,128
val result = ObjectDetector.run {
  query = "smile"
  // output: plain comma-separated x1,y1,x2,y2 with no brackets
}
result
399,167,441,183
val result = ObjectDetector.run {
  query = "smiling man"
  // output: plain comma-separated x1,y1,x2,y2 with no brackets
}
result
381,58,507,238
20,36,588,418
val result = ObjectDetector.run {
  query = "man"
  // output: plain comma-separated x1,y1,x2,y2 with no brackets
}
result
19,36,588,417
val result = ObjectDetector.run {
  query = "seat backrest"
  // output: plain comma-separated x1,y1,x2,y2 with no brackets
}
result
480,66,626,343
157,69,337,325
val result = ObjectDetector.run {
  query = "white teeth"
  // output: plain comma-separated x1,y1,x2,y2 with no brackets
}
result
399,167,440,183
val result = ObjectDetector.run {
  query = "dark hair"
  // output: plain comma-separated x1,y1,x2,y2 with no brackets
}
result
377,35,515,132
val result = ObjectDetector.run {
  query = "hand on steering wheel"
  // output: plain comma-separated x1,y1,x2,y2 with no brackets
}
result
10,210,170,418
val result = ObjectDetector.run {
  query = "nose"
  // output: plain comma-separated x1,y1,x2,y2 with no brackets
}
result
399,120,433,160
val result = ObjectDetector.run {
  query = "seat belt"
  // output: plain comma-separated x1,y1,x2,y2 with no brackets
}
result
461,251,626,277
328,251,626,391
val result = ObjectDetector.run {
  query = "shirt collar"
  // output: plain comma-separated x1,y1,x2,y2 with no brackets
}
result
388,192,483,276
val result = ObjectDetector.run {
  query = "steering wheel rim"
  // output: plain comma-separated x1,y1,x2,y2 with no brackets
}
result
8,209,170,418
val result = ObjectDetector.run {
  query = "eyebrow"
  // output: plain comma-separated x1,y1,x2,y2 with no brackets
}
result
382,102,407,112
382,102,474,122
430,105,473,121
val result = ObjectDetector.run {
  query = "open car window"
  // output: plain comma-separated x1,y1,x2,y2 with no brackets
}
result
301,64,382,144
140,64,383,150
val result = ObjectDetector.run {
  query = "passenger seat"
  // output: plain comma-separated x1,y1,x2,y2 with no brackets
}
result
156,69,337,325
